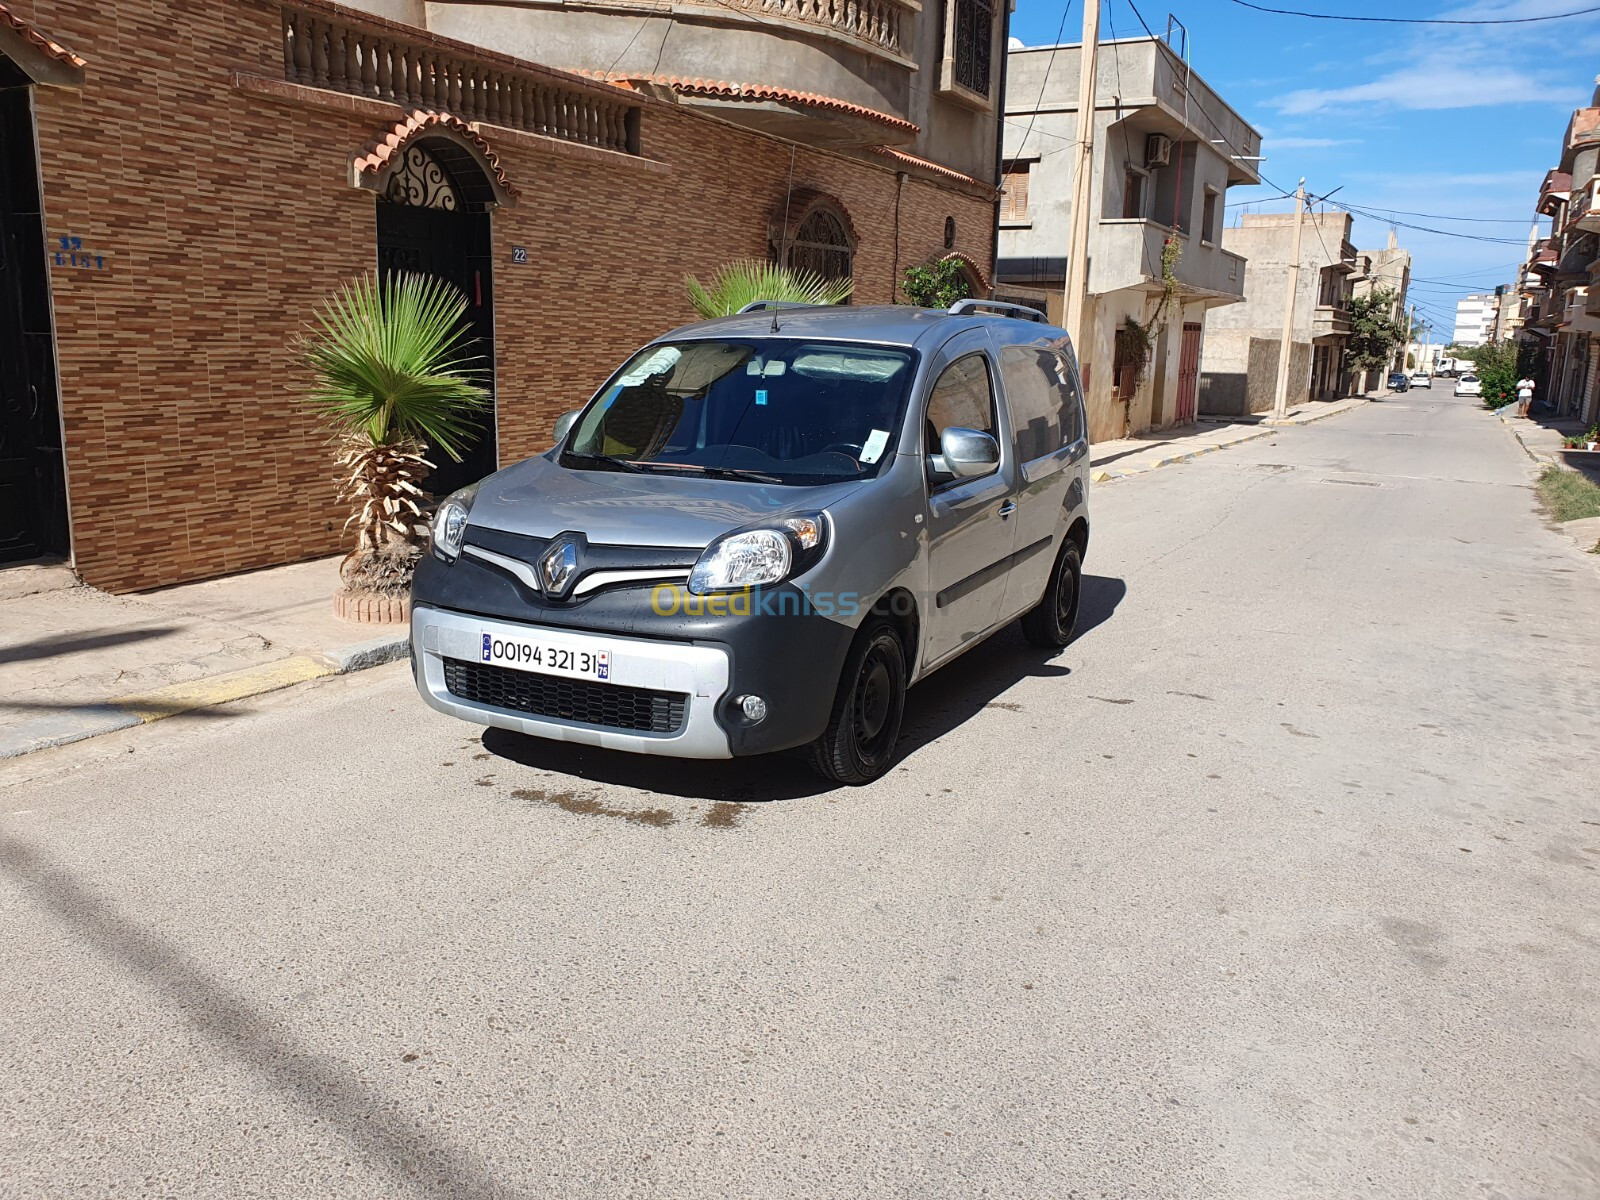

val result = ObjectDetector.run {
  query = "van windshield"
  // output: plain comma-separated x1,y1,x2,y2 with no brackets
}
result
562,339,917,486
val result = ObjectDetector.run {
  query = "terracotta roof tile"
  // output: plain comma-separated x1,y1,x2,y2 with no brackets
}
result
0,1,86,69
570,69,919,136
867,145,997,194
352,109,519,201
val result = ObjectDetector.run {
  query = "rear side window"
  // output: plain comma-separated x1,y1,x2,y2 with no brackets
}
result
925,353,997,450
1000,343,1084,462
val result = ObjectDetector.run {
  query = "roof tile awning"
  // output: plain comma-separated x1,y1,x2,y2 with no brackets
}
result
0,1,86,85
352,109,519,206
570,69,918,146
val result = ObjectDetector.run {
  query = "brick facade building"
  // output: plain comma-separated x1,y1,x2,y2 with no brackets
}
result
0,0,1000,591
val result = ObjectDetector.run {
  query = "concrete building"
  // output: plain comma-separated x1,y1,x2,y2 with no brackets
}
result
1350,232,1411,392
1453,293,1501,347
1517,91,1600,425
993,37,1260,441
1199,209,1358,415
0,0,1005,589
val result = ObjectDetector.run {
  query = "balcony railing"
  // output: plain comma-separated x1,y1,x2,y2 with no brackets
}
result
748,0,910,59
1313,305,1352,338
281,4,640,155
1569,177,1600,234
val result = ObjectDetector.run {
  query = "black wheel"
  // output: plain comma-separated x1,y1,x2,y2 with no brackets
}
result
1020,540,1083,648
809,618,907,785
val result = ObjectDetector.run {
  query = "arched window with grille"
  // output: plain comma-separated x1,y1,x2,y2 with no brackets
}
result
788,206,853,286
773,192,857,297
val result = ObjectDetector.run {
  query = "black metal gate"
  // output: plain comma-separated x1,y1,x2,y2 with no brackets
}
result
375,169,496,499
0,83,68,565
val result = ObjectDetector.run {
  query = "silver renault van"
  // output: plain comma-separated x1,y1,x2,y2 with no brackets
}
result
410,300,1090,783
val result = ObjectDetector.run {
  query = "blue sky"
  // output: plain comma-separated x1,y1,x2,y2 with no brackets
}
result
1008,0,1600,341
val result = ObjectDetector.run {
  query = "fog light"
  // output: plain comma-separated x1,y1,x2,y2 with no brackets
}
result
739,694,768,723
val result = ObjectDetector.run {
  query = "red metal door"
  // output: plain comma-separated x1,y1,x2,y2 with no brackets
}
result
1176,322,1202,424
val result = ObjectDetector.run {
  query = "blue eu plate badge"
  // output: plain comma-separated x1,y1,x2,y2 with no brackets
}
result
481,633,492,662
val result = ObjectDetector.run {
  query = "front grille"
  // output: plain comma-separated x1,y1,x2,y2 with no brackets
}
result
442,658,687,734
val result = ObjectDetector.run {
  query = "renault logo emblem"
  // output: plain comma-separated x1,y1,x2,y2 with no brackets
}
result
538,537,581,597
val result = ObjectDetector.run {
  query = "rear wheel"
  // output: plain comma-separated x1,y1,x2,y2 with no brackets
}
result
809,618,907,785
1020,540,1083,648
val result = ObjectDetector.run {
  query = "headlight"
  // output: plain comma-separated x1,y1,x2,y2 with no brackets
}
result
429,485,478,561
688,515,826,595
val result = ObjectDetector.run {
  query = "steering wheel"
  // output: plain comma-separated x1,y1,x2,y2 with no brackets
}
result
822,442,865,459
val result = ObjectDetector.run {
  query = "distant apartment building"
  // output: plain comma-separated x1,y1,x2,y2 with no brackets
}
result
1199,209,1359,414
994,37,1260,441
1453,294,1501,347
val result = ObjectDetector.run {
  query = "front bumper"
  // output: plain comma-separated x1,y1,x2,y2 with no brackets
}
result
412,603,735,758
411,549,858,756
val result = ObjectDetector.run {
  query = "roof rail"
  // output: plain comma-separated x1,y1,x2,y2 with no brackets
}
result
947,299,1048,323
735,301,817,314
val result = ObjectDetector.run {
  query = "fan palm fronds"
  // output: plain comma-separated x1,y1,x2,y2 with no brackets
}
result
685,260,853,318
303,272,490,462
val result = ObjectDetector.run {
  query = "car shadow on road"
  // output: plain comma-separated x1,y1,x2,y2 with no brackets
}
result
482,574,1128,805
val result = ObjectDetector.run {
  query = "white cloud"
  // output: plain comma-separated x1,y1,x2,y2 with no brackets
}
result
1268,136,1359,149
1274,60,1561,115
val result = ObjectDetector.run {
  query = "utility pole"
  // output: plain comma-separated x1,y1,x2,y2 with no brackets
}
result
1063,0,1102,355
1406,301,1416,371
1271,179,1307,420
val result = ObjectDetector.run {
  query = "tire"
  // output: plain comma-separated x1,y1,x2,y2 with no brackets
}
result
1020,539,1083,648
808,618,907,785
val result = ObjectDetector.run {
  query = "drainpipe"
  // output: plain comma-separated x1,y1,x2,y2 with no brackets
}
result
990,0,1013,296
893,171,906,303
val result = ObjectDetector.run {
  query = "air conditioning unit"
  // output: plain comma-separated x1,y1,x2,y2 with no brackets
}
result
1145,133,1173,168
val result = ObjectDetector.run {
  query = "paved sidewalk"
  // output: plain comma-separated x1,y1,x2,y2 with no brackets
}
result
1090,393,1372,483
0,556,407,759
1495,404,1598,475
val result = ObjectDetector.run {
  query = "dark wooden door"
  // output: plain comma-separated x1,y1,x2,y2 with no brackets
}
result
0,85,68,565
376,200,496,498
1175,322,1202,425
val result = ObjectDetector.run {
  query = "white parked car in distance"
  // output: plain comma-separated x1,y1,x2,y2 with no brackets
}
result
1455,374,1482,398
1410,372,1433,388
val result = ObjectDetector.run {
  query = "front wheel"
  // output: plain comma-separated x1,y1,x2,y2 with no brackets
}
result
1020,540,1083,648
809,618,907,785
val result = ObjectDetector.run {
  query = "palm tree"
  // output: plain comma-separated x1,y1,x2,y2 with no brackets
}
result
303,272,490,595
685,259,853,318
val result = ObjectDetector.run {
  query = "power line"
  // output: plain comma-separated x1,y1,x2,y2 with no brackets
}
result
1226,0,1600,24
1003,0,1075,174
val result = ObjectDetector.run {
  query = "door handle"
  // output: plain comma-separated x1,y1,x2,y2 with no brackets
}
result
998,500,1017,519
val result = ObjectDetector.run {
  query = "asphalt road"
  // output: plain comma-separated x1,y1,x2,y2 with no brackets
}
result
4,393,1598,1199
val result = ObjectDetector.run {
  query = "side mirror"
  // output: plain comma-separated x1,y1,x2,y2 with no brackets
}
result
939,427,999,478
552,410,580,444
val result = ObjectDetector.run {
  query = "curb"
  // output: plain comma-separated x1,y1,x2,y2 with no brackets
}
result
1495,409,1558,466
0,634,408,762
1264,396,1371,427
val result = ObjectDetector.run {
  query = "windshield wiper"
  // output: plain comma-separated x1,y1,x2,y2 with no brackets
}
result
612,460,786,484
700,466,785,484
562,452,647,474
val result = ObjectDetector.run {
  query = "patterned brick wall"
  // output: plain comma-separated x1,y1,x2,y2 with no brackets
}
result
13,0,996,592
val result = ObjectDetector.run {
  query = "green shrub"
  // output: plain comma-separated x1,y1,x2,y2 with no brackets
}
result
901,258,978,308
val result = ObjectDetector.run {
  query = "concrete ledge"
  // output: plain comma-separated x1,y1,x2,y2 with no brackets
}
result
0,637,409,761
318,636,409,674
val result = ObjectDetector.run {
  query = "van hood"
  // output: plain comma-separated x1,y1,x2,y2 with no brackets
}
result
467,453,869,548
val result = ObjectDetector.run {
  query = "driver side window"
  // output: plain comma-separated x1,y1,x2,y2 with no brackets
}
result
924,354,998,485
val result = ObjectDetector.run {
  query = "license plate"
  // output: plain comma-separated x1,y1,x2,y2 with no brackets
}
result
481,633,611,681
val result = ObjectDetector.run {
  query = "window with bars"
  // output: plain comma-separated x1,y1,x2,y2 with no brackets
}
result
951,0,995,98
1000,164,1030,222
788,207,853,287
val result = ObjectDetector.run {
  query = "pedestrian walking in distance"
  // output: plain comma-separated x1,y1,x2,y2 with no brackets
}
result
1516,376,1536,417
